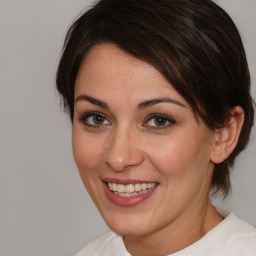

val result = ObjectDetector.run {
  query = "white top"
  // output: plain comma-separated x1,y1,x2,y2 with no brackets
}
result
75,211,256,256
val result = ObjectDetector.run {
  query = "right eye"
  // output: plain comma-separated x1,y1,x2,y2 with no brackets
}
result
78,112,111,127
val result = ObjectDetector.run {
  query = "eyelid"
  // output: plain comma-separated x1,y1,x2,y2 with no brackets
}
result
146,113,176,122
77,111,176,130
143,113,176,129
78,111,111,127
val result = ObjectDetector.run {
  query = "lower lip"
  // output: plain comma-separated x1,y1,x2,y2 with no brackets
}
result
103,182,158,207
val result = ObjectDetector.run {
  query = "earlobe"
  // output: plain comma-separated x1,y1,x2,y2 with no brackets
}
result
211,106,245,164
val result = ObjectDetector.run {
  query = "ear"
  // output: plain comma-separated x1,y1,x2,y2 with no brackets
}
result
211,106,245,164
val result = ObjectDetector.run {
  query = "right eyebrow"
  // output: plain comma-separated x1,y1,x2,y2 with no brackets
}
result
74,94,110,109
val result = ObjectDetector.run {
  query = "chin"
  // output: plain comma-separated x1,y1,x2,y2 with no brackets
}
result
103,212,155,237
111,224,152,237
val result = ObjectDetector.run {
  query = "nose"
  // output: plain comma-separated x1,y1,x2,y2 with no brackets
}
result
104,127,144,172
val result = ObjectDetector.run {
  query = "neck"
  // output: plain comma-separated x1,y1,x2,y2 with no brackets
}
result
124,200,223,256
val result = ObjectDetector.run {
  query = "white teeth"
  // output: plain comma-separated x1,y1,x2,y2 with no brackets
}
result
107,182,157,196
108,183,113,191
126,184,135,193
117,184,125,193
134,183,142,192
112,183,117,192
141,183,147,190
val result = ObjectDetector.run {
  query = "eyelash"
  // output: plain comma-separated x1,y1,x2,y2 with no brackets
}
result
144,113,176,130
78,112,111,128
77,112,176,130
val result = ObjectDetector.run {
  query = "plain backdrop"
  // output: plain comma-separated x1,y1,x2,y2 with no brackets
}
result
0,0,255,255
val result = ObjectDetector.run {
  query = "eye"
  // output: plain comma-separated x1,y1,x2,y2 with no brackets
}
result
144,114,176,129
78,112,111,127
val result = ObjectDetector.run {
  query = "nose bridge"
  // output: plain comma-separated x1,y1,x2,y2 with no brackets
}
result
104,124,143,172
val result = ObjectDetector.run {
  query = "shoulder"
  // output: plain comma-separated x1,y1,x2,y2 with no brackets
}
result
175,211,256,256
207,212,256,255
74,231,130,256
223,213,256,254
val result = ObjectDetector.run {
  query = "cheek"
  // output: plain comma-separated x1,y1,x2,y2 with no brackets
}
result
72,129,104,174
147,133,211,177
72,129,107,203
147,133,214,215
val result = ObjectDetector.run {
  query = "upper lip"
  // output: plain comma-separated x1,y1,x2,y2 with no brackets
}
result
102,178,159,185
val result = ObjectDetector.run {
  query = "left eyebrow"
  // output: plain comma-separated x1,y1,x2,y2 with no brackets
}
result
137,97,186,111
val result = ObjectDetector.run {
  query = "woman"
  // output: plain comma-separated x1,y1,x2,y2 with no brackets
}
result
56,0,256,255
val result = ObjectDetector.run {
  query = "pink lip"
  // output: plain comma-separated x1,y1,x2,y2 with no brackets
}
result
102,180,159,207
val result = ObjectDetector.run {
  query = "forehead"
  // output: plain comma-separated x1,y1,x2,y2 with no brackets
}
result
77,43,165,87
75,43,187,106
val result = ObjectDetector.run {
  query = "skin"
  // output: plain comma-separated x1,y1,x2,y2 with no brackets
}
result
72,43,226,255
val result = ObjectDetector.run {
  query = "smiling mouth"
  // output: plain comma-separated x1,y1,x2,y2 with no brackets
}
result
107,182,158,197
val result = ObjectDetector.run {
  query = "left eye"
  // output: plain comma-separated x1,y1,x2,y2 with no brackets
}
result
145,114,176,128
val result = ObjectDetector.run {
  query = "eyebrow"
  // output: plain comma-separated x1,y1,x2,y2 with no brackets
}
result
137,97,186,111
75,94,186,110
75,95,110,109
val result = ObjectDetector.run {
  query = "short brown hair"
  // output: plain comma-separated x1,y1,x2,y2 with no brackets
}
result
56,0,254,197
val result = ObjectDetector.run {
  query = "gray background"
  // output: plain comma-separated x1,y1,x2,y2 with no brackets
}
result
0,0,255,255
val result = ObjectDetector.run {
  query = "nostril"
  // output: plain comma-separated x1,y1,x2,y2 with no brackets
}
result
103,133,144,171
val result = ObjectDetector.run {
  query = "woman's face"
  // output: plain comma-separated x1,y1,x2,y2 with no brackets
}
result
72,44,216,236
